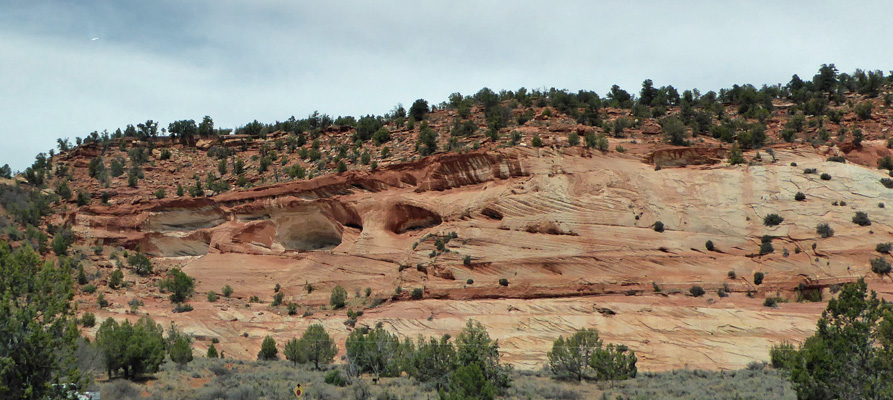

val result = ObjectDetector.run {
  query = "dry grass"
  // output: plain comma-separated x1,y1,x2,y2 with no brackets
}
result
101,357,794,400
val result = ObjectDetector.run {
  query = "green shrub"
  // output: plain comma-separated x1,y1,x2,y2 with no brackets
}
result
272,292,284,306
661,117,688,146
324,369,348,387
76,191,90,206
754,272,765,285
108,269,124,289
51,226,75,256
795,192,806,201
689,286,705,297
409,99,429,121
855,100,873,120
467,279,474,285
871,257,892,275
97,292,108,308
816,223,834,238
760,235,774,255
330,285,347,309
728,143,745,165
853,211,871,226
881,178,893,189
207,291,218,302
77,265,88,285
95,315,165,379
653,221,665,232
705,240,715,251
128,253,153,276
499,278,509,287
222,284,233,297
769,342,796,369
548,328,633,382
257,335,277,360
83,284,97,294
206,343,218,358
820,173,832,180
531,135,543,148
158,268,195,303
727,270,737,279
763,297,778,308
763,214,784,226
773,279,893,398
877,243,893,253
172,303,193,313
81,312,96,327
287,302,298,315
879,156,893,170
127,298,142,311
169,335,193,366
411,288,424,300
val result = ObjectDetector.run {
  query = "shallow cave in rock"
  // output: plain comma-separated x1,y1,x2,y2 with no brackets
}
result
386,203,442,234
275,213,344,250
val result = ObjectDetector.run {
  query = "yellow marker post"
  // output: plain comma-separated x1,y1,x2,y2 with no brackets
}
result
293,383,303,398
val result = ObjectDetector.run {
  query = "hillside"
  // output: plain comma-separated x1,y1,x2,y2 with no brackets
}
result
4,66,893,372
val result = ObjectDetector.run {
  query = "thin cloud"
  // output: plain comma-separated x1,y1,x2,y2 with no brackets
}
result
1,1,892,170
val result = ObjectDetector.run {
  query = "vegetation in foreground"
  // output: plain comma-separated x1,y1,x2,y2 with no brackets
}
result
771,278,893,399
100,357,794,400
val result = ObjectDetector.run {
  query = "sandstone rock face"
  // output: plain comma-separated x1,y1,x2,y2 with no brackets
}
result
74,147,893,371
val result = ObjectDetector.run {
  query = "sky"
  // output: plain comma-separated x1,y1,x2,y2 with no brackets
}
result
1,1,892,171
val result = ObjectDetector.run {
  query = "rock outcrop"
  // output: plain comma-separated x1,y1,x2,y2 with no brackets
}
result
70,146,893,371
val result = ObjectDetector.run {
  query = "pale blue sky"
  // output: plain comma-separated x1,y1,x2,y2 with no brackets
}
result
2,1,891,170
